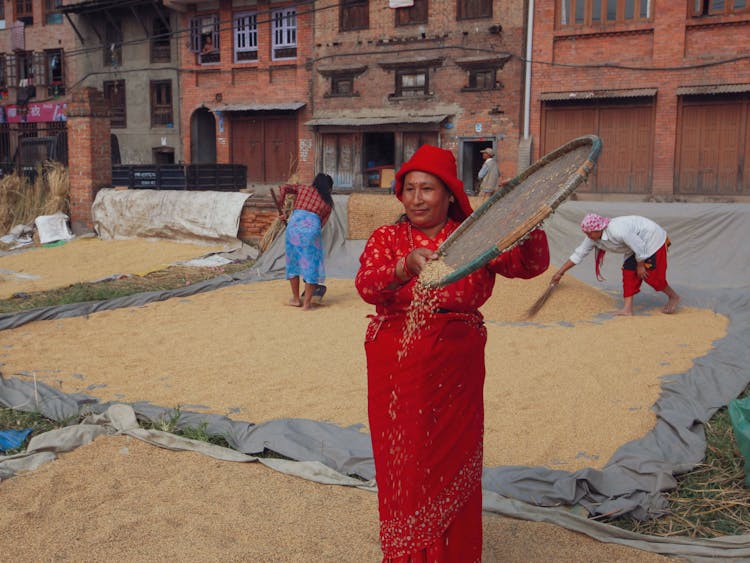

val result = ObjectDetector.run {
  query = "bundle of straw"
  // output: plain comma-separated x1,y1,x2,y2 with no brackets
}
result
0,162,70,235
524,282,558,319
258,190,295,252
41,161,70,216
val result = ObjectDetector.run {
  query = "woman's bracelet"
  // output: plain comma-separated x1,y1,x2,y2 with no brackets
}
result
402,257,414,278
395,256,414,282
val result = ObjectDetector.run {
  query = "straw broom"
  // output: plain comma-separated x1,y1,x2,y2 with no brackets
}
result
524,282,558,319
259,161,300,252
258,188,295,252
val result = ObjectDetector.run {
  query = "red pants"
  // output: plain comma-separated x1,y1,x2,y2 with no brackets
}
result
622,243,669,298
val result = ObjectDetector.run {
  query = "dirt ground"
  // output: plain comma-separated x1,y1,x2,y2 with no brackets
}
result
0,238,727,561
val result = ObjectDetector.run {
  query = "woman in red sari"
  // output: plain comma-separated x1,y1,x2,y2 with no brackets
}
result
355,145,549,561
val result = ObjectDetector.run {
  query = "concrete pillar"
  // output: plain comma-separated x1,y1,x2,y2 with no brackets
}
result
66,87,112,234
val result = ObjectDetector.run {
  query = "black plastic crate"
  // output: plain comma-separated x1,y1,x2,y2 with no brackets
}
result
112,164,186,189
112,164,246,191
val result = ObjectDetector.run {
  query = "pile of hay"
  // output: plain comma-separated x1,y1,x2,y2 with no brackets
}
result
0,162,69,235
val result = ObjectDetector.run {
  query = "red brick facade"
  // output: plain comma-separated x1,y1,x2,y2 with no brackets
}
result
310,0,525,188
530,3,750,198
0,0,79,83
177,1,315,184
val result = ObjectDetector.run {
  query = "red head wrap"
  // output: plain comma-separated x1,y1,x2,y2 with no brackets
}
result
394,145,473,222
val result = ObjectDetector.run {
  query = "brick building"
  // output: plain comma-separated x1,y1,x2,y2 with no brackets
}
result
167,0,315,187
529,1,750,199
309,0,524,193
61,0,182,165
0,0,73,173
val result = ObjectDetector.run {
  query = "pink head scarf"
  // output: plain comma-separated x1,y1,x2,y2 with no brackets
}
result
580,213,611,281
580,213,610,233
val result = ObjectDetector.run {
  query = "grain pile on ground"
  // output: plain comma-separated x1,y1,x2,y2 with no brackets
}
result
0,237,729,561
0,434,678,562
0,238,225,299
0,274,727,472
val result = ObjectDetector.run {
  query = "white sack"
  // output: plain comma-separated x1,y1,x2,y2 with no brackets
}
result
34,213,74,245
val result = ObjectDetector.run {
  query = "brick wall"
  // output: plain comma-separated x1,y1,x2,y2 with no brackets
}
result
311,0,526,175
530,4,750,196
66,87,112,233
177,2,315,182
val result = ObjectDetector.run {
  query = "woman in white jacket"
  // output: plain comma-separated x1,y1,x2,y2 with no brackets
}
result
551,213,680,315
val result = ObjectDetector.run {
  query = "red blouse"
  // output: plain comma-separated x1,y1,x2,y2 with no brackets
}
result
356,218,550,315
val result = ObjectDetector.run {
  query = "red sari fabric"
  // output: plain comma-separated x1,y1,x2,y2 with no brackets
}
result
355,219,549,561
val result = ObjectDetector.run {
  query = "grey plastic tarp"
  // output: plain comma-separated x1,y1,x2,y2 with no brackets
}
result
2,197,750,559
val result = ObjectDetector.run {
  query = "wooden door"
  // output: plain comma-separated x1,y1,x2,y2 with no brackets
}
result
543,102,654,194
597,105,652,193
542,106,597,192
677,100,747,195
400,131,438,166
232,117,264,182
322,133,361,188
231,115,297,183
264,116,297,183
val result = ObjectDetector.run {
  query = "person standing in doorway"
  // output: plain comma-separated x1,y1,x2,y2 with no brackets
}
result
478,147,500,199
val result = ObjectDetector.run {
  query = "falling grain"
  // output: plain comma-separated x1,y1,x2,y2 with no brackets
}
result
418,258,454,287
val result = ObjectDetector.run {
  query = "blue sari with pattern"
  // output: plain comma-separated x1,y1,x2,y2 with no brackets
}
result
285,209,325,285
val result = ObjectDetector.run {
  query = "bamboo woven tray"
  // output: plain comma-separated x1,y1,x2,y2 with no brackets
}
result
428,135,602,287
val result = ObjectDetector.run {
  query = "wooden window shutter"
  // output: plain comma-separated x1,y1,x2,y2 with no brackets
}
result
189,17,201,53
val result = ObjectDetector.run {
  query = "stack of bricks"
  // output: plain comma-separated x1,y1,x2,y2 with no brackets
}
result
238,196,277,242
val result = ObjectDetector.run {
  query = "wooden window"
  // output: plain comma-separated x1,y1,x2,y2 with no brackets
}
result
15,0,32,23
0,1,5,20
691,0,749,16
103,80,126,128
558,0,651,26
272,7,297,60
151,17,171,63
234,11,258,62
467,68,496,90
5,54,17,90
457,0,491,20
150,80,173,127
395,68,428,97
331,75,355,96
16,51,33,82
44,0,62,24
340,0,369,31
190,15,220,64
44,49,64,96
396,0,427,25
103,22,123,67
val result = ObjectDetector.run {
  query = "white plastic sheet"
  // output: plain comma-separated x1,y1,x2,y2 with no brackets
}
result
92,189,251,245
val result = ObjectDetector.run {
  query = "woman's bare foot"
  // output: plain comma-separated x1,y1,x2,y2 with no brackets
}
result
614,308,633,316
663,296,680,314
287,298,302,307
